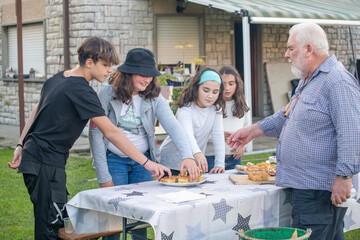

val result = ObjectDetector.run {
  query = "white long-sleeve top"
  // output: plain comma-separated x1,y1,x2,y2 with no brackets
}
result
205,100,251,156
160,102,225,170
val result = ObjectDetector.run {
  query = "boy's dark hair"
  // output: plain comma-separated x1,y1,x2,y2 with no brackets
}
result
77,37,119,66
219,65,250,118
177,68,225,116
108,71,161,104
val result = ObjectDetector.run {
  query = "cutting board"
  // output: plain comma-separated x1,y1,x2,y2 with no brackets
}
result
229,175,275,185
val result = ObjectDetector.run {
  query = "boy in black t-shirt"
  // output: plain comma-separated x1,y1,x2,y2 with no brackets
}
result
8,37,172,240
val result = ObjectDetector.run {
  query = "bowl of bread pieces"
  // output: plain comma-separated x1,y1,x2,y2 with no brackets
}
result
160,172,205,186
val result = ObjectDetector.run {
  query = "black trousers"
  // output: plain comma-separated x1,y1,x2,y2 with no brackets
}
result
20,151,68,240
292,189,347,240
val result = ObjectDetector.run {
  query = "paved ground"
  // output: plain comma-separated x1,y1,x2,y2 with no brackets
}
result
0,122,277,156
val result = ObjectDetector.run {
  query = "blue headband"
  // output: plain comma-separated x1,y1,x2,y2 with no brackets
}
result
198,70,221,85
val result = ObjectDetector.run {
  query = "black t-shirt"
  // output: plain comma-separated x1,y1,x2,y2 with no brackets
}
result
23,71,105,168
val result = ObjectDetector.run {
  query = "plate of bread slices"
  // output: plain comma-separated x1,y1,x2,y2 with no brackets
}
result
235,162,276,176
160,173,206,187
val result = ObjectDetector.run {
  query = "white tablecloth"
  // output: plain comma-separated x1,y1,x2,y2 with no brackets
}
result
66,170,360,240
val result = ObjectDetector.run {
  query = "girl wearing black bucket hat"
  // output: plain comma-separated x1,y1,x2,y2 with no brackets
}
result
89,48,200,240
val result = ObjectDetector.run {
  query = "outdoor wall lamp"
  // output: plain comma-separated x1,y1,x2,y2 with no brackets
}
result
176,0,188,13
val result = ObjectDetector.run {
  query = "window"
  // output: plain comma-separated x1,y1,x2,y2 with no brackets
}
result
156,16,200,65
7,22,45,77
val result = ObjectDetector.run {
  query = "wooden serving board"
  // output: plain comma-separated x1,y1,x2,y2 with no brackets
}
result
229,175,275,185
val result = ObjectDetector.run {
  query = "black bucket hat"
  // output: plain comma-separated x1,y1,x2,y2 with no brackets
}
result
117,48,161,77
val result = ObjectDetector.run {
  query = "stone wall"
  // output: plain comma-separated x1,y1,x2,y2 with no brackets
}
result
204,8,233,68
0,0,154,125
0,79,40,125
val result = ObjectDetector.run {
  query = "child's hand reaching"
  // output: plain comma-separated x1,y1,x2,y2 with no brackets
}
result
143,160,172,181
209,166,225,174
180,158,201,182
194,152,208,173
233,145,246,160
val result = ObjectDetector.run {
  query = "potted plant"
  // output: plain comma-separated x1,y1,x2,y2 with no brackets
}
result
29,68,35,78
190,56,207,74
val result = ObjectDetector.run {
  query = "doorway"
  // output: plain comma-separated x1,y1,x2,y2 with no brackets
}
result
234,22,260,116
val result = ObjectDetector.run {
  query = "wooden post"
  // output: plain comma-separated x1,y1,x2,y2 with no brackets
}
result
16,0,25,133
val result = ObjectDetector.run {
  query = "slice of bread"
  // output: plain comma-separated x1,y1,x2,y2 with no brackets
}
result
248,172,269,181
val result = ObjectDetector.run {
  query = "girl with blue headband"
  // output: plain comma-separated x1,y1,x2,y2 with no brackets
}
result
205,65,250,170
160,68,226,174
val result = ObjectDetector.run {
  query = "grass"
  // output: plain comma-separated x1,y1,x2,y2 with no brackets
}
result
0,147,153,239
0,148,359,239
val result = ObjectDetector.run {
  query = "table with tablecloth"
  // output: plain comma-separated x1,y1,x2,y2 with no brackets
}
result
66,170,360,240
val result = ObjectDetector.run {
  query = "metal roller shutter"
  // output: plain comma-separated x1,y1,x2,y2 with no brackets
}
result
8,23,44,76
157,16,200,65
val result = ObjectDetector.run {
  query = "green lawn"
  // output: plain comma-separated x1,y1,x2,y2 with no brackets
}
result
0,148,154,239
0,148,359,239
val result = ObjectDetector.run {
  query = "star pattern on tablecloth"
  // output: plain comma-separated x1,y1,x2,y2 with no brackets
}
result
263,205,277,227
186,223,206,239
203,180,216,184
283,188,293,206
212,198,233,223
232,213,251,232
199,192,213,197
124,191,145,197
161,231,174,240
185,185,203,189
344,210,356,229
108,197,127,211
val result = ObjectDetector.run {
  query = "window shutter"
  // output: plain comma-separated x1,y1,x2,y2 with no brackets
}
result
157,16,200,65
8,23,44,75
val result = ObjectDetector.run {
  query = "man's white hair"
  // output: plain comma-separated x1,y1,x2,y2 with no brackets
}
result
289,22,329,56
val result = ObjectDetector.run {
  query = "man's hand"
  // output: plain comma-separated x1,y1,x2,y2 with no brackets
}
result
227,124,264,151
8,146,23,169
209,166,225,174
100,180,114,188
143,160,172,181
180,158,201,182
193,152,208,173
331,176,352,207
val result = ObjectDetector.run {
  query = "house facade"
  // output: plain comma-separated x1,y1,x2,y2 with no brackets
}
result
1,0,359,125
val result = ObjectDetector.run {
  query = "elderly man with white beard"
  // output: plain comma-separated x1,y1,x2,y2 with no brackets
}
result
227,22,360,240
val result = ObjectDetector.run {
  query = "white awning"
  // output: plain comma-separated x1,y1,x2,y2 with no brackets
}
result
189,0,360,25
